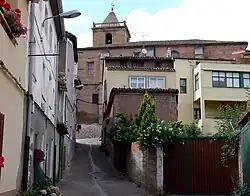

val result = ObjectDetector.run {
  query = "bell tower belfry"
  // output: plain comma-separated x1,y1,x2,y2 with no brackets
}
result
92,7,131,47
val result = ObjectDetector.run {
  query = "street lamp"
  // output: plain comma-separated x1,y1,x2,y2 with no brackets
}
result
42,10,81,27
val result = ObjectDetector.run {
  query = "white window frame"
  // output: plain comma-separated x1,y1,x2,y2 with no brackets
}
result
148,77,165,89
129,77,146,88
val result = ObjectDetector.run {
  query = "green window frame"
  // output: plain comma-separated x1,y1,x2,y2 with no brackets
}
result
212,71,250,88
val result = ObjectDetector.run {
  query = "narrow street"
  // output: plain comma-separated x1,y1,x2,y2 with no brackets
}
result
58,138,152,196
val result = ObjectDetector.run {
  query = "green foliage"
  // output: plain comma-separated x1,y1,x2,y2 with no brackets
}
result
137,91,157,129
215,103,246,167
108,92,202,150
138,119,202,150
233,183,250,196
215,104,246,136
108,112,139,143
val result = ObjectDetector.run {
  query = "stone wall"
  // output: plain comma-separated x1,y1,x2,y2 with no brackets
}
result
106,140,164,195
126,143,164,195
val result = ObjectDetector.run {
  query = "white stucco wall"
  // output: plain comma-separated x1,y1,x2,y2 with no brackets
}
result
27,0,59,185
31,1,58,124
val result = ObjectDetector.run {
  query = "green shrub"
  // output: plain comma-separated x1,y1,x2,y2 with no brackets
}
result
108,112,139,143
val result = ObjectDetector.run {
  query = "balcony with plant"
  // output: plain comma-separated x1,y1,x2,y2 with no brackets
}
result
0,0,27,44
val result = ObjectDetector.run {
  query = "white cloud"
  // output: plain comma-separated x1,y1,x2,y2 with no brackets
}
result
64,13,93,47
73,0,250,48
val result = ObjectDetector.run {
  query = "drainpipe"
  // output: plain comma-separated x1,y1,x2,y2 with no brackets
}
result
22,1,35,191
52,40,60,184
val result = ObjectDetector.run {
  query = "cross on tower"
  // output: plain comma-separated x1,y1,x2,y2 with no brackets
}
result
111,2,114,12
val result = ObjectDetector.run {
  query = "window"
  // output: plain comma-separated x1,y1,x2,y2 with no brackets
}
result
212,72,240,88
243,73,250,88
180,78,187,93
195,73,199,90
129,76,165,89
105,33,112,44
194,109,201,120
171,50,180,58
148,77,165,89
195,45,204,59
87,62,94,75
129,77,146,88
145,47,155,57
92,94,99,104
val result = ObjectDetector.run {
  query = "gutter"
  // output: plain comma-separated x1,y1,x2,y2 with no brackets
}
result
22,1,35,191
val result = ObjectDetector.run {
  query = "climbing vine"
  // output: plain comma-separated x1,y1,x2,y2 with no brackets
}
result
215,103,246,167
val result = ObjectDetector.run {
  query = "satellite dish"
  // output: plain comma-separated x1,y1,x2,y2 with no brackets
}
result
141,48,147,55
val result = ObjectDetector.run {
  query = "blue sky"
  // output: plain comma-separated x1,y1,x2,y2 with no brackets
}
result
62,0,250,48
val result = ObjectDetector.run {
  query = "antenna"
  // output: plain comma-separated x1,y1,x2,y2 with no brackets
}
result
111,2,114,12
136,31,148,48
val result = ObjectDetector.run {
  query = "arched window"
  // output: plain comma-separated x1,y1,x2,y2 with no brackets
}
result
171,50,180,58
105,33,112,44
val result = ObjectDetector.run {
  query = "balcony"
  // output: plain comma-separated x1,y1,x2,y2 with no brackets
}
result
193,61,250,102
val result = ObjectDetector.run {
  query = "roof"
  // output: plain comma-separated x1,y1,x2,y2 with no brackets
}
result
101,11,120,27
66,31,78,63
103,88,179,118
107,66,175,72
105,56,173,60
79,39,248,50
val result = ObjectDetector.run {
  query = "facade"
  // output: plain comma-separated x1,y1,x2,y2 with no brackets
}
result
23,0,79,188
77,10,248,125
0,0,29,195
26,0,62,185
56,31,79,180
103,56,250,134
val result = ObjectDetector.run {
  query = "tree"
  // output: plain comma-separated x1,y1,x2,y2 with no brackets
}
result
137,91,157,130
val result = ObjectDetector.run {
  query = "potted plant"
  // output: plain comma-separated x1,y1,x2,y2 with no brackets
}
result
0,0,27,38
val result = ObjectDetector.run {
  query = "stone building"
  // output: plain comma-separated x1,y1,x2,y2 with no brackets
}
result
77,9,248,125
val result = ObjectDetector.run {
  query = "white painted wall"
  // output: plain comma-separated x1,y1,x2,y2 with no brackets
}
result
31,0,58,124
64,38,77,165
27,0,60,184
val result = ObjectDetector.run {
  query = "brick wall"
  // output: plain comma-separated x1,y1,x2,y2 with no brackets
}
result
112,92,178,122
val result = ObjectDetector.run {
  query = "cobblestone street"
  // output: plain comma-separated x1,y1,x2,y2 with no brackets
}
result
58,138,152,196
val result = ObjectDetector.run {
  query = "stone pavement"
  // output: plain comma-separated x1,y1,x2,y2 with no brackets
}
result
58,138,152,196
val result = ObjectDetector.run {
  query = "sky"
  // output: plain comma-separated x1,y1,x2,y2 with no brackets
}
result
63,0,250,48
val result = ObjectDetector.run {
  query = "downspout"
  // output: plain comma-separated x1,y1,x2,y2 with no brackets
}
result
53,40,60,185
22,1,35,191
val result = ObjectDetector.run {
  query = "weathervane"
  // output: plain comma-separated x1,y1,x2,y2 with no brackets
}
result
111,2,114,11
